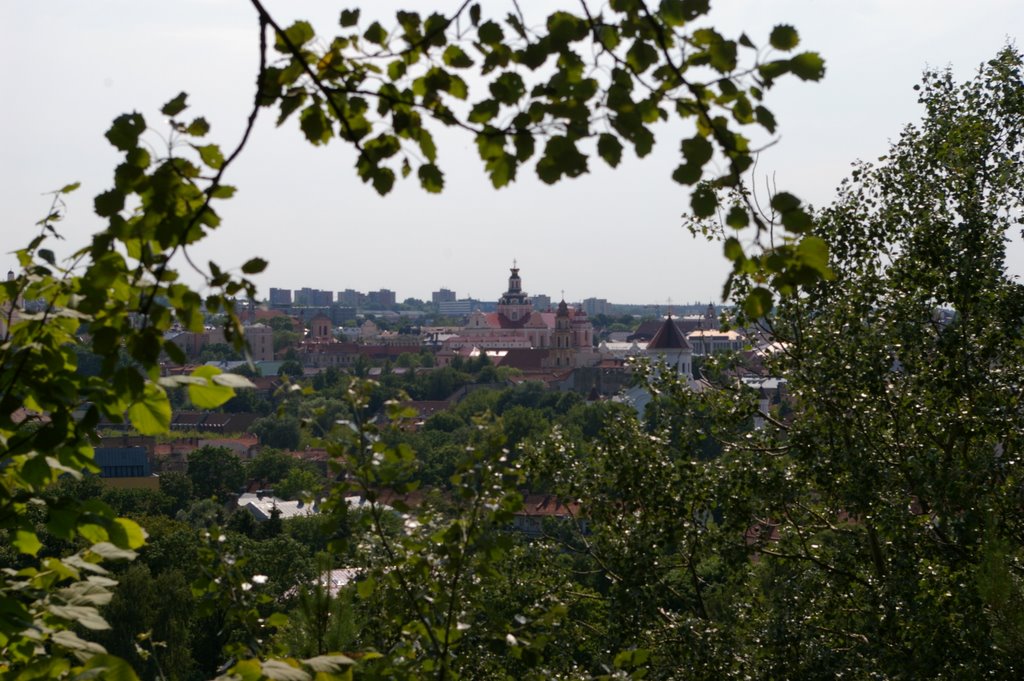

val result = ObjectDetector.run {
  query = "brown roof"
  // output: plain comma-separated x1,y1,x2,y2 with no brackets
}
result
646,316,691,351
517,494,581,518
496,348,548,371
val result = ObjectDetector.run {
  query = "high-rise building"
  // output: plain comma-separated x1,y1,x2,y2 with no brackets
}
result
432,288,456,304
582,297,609,316
294,287,333,306
338,289,364,307
269,287,292,305
367,289,397,307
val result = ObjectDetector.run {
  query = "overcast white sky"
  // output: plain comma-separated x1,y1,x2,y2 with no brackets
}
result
1,1,1022,305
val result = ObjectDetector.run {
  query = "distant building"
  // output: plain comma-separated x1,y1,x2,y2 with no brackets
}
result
532,294,552,311
644,314,693,376
338,289,364,307
294,288,333,306
440,263,597,369
245,323,274,361
432,288,456,304
582,297,609,316
94,446,151,478
308,313,333,341
438,300,473,316
268,288,292,306
367,289,397,307
687,329,744,355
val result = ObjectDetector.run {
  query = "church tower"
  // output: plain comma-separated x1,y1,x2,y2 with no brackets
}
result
547,299,575,368
496,260,533,322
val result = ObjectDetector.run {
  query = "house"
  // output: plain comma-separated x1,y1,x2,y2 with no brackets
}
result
93,446,159,490
512,494,585,538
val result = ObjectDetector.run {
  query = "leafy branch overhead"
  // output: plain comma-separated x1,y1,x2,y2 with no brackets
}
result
250,0,828,305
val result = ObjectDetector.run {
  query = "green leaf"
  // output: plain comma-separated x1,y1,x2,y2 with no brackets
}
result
681,0,711,20
78,655,141,681
469,99,500,124
364,21,388,45
283,20,315,47
782,207,813,233
485,153,515,188
194,144,224,169
726,205,749,228
769,25,799,51
489,72,526,104
672,163,702,185
105,113,146,151
85,544,133,565
339,9,360,27
13,528,42,556
300,105,332,145
229,659,264,681
743,287,773,318
691,184,718,217
723,236,744,261
111,517,147,550
188,365,235,409
755,105,777,133
443,45,474,68
372,167,396,195
470,4,481,26
357,575,376,599
187,117,211,136
418,163,445,193
304,655,356,672
161,91,189,116
261,660,310,681
51,630,106,656
478,20,503,44
770,192,801,213
681,135,714,166
267,612,290,629
94,188,124,218
59,182,81,194
241,257,267,274
626,39,659,73
212,372,256,389
797,235,831,274
660,0,687,27
546,11,584,46
127,382,172,435
597,133,623,168
789,52,826,80
47,604,109,631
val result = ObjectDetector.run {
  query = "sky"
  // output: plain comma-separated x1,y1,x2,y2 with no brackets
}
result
2,1,1022,306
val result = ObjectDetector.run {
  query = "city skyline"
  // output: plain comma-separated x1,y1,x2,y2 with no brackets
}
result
3,1,1023,303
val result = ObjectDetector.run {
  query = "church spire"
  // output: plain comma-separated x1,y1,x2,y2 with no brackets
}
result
508,260,521,294
497,259,531,320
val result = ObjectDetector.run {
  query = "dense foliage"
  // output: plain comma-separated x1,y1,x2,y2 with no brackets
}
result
4,0,1023,679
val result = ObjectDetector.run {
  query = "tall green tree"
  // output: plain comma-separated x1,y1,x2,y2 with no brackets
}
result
187,446,246,500
743,45,1024,676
